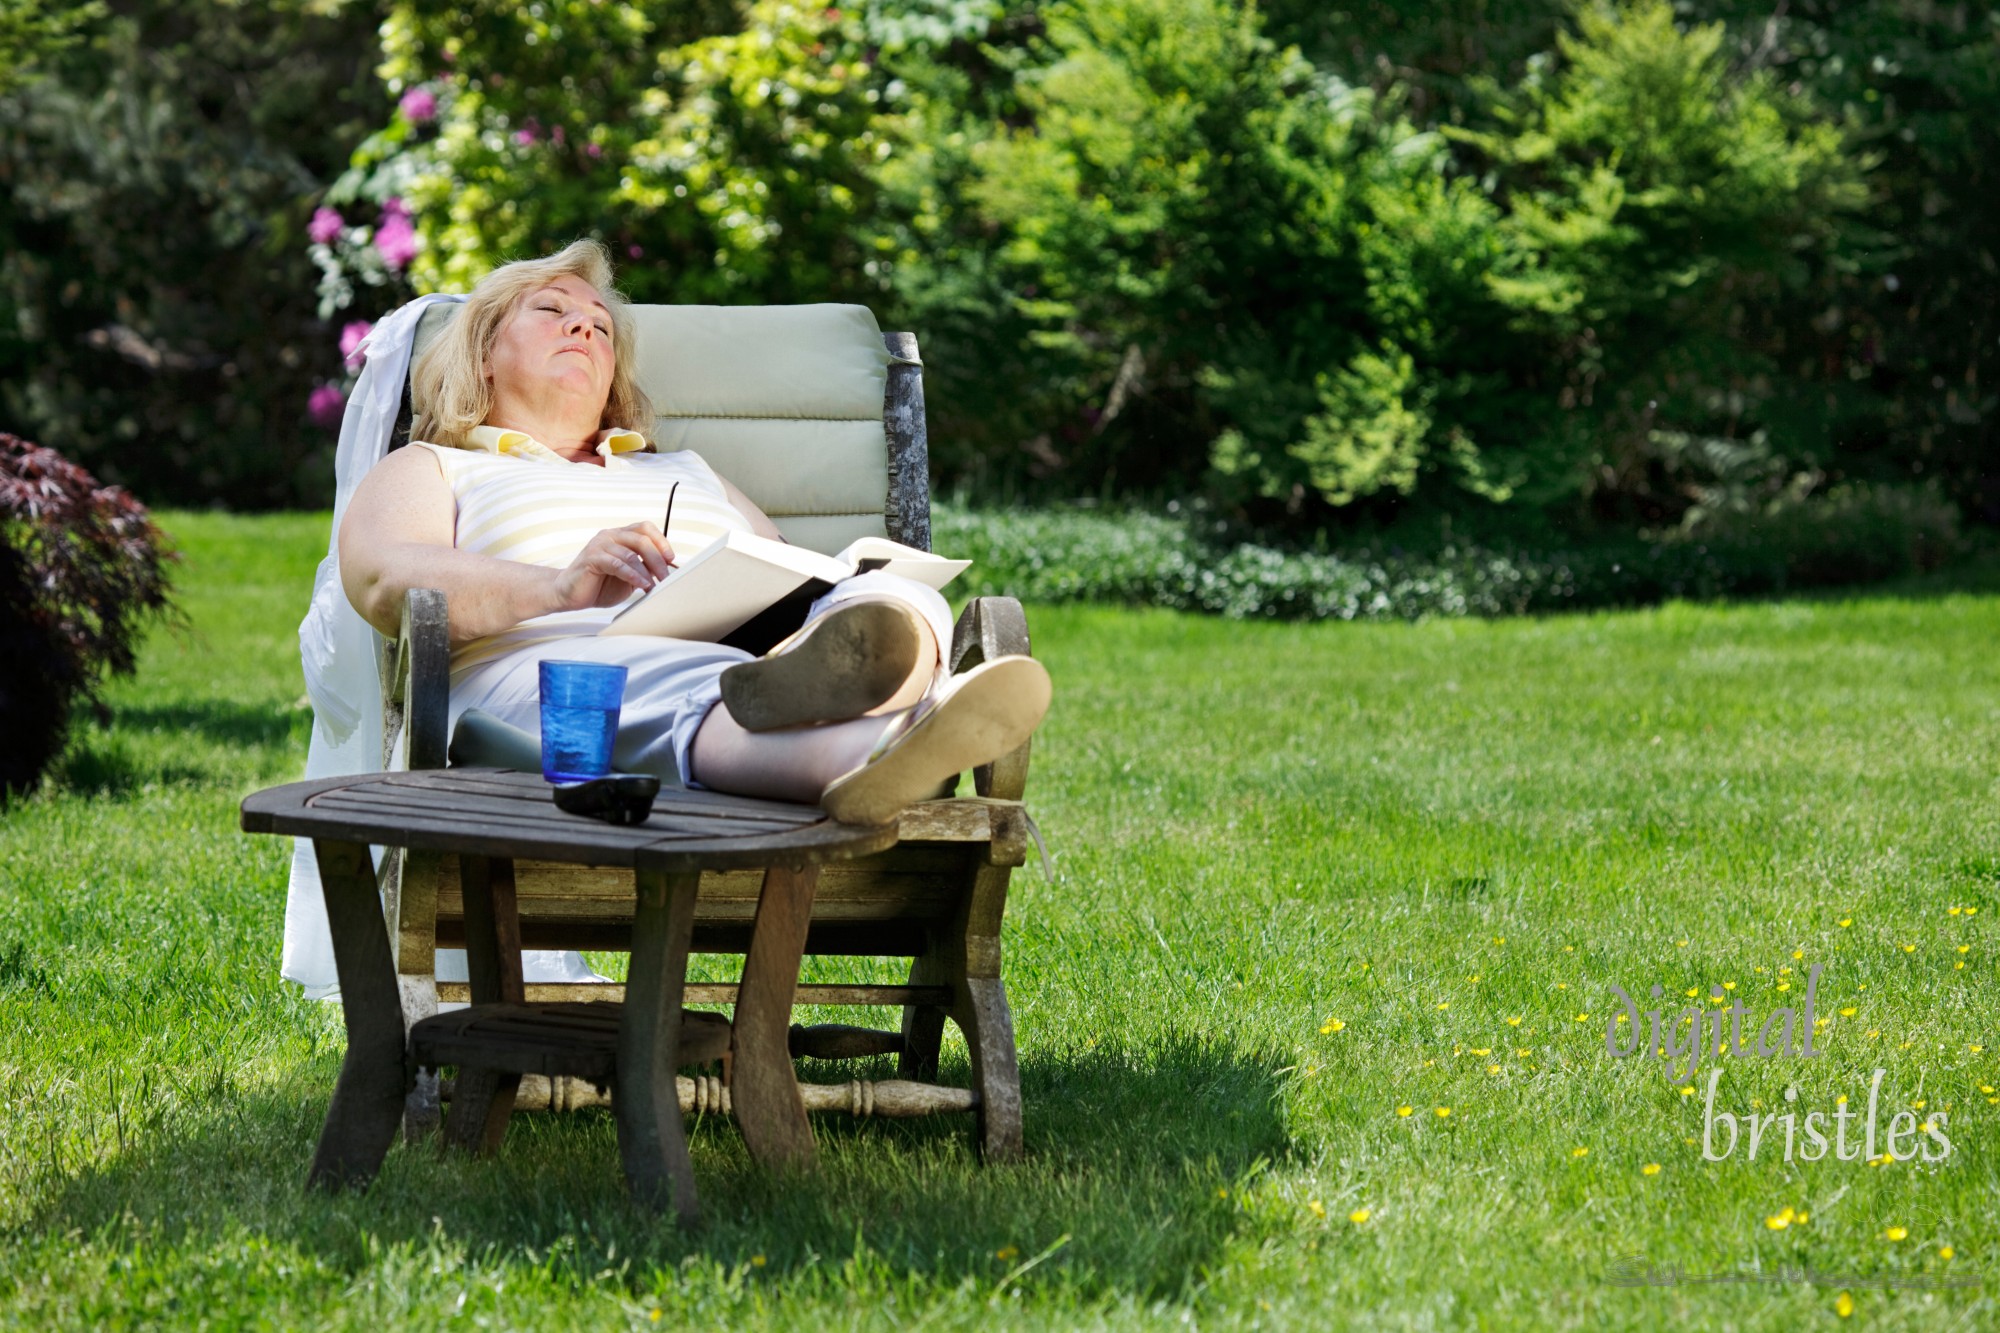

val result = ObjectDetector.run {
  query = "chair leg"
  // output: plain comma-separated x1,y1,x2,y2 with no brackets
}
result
441,1066,522,1155
387,846,445,1141
400,975,443,1142
898,952,948,1082
954,977,1023,1163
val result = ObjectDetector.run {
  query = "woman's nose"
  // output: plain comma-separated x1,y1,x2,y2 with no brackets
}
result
564,310,593,336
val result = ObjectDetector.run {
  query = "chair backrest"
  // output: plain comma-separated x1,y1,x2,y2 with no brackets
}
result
409,302,929,554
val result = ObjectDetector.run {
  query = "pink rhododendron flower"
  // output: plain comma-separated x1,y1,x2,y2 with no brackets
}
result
308,383,347,426
308,206,343,245
628,244,644,259
551,124,565,146
399,87,438,123
375,199,418,271
340,321,373,366
513,119,542,146
585,142,603,159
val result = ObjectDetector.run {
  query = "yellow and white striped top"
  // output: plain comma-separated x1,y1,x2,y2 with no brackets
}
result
413,427,755,678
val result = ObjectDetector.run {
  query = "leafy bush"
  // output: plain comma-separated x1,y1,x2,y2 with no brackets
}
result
0,433,177,798
319,0,893,315
1454,0,1868,527
0,0,384,507
938,482,1961,621
306,0,1983,555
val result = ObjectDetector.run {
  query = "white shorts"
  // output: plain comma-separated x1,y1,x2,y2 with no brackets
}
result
445,570,956,786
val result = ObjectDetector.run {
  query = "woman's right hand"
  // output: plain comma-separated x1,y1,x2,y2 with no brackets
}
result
549,522,677,611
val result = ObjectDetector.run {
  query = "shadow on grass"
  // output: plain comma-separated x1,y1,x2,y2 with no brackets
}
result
110,700,307,751
49,701,306,797
21,1034,1294,1304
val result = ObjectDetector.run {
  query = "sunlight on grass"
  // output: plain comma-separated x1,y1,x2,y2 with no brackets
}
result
0,511,1993,1328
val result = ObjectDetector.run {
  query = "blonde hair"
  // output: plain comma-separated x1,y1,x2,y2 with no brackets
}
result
409,238,655,449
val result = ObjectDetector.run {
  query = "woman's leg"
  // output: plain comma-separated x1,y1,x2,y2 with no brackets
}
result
687,706,887,804
691,653,1053,822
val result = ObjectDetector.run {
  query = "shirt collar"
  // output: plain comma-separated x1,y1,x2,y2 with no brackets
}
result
462,424,649,466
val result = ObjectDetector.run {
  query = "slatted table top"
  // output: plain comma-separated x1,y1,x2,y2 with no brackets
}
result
241,767,899,870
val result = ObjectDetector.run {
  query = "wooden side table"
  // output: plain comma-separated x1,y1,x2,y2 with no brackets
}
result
243,768,896,1223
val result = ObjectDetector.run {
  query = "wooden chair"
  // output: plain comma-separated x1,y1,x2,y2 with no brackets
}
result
370,302,1036,1160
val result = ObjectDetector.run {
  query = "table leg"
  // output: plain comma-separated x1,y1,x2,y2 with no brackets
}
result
307,839,410,1192
617,862,702,1224
441,855,525,1155
731,863,819,1170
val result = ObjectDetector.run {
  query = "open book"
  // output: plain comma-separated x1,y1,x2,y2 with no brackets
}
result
600,529,969,654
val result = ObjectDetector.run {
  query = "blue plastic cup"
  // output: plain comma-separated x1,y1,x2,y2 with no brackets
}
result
538,660,629,783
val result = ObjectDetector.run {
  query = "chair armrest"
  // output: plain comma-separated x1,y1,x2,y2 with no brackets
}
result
385,587,450,770
947,596,1033,801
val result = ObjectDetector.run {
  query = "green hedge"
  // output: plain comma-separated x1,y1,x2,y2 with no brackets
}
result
937,483,1966,621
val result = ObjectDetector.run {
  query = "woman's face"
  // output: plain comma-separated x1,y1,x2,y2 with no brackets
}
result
485,274,617,415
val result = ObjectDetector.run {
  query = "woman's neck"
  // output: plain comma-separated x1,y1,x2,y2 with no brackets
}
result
484,408,604,464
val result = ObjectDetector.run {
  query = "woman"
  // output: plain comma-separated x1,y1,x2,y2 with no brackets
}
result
336,239,1049,823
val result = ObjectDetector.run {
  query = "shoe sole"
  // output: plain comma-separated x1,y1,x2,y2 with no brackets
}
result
820,656,1052,826
720,601,924,732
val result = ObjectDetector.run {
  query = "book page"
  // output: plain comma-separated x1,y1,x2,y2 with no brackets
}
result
601,529,848,640
833,536,971,591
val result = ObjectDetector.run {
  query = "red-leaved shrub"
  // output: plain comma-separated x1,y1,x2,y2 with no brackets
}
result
0,433,178,798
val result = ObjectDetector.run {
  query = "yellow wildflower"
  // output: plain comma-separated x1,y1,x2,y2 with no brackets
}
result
1641,1163,1661,1176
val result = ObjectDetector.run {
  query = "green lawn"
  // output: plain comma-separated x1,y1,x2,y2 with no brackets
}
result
1,510,1994,1329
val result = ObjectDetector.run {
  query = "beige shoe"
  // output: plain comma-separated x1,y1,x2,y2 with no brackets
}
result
820,655,1052,826
721,601,926,732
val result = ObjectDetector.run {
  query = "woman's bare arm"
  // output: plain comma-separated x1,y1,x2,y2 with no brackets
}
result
716,473,789,543
338,447,675,645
